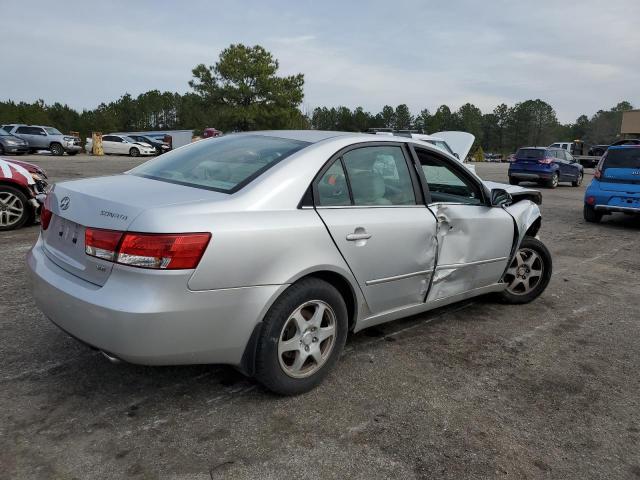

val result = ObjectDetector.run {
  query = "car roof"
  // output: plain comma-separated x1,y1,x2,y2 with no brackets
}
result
241,130,364,143
609,144,640,150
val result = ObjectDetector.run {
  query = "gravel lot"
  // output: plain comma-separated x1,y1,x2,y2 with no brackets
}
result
1,154,639,479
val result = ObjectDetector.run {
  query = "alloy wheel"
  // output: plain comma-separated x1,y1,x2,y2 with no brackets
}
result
0,191,25,228
278,300,337,379
551,174,559,187
504,248,544,295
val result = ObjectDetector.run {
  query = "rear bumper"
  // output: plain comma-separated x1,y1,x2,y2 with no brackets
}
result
509,171,553,180
594,205,640,214
27,236,287,366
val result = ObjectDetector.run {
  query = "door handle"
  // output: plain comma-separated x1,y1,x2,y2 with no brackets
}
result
346,229,372,241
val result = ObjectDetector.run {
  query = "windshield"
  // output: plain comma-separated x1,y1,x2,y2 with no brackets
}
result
130,134,309,193
0,128,11,136
515,148,545,160
603,149,640,170
44,127,62,135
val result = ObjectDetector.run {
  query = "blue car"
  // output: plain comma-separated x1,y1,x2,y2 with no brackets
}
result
584,145,640,223
508,147,584,189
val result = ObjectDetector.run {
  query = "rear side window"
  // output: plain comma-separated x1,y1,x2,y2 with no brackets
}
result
317,160,350,206
515,149,545,160
603,149,640,170
130,134,309,193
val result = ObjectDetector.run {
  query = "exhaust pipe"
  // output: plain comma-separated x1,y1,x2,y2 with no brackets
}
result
100,350,122,364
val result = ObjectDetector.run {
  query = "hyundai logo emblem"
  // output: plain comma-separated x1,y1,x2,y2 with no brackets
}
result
59,196,70,210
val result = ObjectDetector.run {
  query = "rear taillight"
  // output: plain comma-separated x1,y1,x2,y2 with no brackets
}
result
84,228,210,270
85,228,123,261
40,205,52,230
586,196,596,205
538,157,554,164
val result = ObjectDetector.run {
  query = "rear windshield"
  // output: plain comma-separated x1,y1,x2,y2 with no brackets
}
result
603,148,640,170
515,148,545,160
130,134,309,193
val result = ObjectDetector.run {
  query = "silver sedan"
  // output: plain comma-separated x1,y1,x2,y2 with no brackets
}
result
28,131,551,395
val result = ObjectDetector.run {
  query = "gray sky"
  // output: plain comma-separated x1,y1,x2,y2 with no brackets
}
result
4,0,639,122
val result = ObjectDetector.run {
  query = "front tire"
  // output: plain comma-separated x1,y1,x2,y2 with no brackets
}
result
50,143,64,156
498,236,552,304
0,185,30,231
255,278,348,395
583,204,602,223
509,177,519,185
546,172,559,188
129,147,140,157
0,144,4,155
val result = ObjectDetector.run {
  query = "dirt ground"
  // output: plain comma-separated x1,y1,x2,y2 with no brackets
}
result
1,154,639,479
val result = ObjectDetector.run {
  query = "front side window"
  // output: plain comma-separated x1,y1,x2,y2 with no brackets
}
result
15,126,30,134
415,149,482,205
341,146,415,206
130,134,309,193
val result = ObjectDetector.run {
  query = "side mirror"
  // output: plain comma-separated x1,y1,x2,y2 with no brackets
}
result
491,188,513,207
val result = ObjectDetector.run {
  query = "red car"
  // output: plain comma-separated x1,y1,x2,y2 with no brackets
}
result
0,157,48,230
202,127,222,138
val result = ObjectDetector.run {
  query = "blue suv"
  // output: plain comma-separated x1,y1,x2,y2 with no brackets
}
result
584,145,640,223
508,147,584,189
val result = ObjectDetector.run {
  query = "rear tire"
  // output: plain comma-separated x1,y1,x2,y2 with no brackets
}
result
0,185,30,231
255,278,348,395
50,143,64,156
546,172,559,188
129,147,140,157
583,204,602,223
572,172,583,187
498,236,552,304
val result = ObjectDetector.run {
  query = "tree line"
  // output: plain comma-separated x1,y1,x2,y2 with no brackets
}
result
0,43,633,153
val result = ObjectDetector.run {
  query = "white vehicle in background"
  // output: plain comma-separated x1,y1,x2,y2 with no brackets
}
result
85,135,157,157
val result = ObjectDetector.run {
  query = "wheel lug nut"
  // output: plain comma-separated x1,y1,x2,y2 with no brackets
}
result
313,337,318,342
305,346,310,352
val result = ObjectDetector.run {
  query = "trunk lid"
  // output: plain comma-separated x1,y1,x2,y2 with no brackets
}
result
43,174,223,286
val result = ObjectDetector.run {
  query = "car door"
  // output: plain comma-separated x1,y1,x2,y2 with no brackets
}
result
314,143,438,314
101,135,117,154
555,150,574,181
13,126,36,148
411,146,514,301
113,136,129,154
30,127,49,148
563,151,581,179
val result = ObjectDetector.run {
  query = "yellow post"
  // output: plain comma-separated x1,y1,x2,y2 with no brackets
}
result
92,132,104,156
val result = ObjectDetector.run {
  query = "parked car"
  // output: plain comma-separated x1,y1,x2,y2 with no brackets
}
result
203,127,222,138
611,138,640,147
0,128,29,155
85,135,156,157
588,144,609,157
28,131,551,395
583,145,640,223
0,157,48,230
127,135,170,155
508,147,584,188
3,125,81,156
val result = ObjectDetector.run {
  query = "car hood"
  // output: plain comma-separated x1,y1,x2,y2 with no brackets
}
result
133,142,153,148
432,131,475,160
483,180,542,204
2,157,46,175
